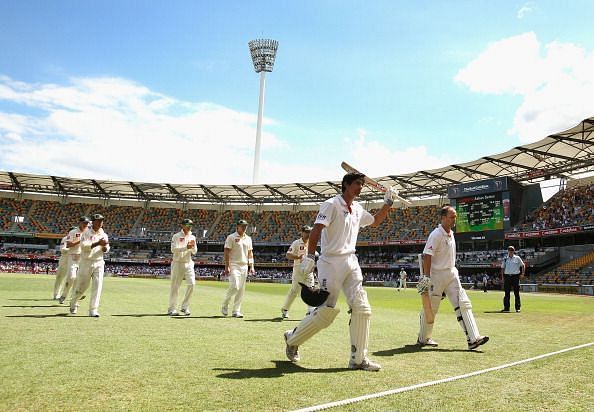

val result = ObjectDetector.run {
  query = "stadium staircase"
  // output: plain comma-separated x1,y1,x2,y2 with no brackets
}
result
206,213,224,240
130,209,146,237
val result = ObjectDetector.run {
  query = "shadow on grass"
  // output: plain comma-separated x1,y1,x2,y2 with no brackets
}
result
243,317,299,323
484,310,513,314
5,313,72,318
214,360,346,379
172,316,229,319
7,298,56,301
3,304,62,308
373,344,477,356
111,313,172,317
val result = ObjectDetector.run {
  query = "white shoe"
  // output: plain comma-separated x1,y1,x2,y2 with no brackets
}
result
232,312,244,318
348,358,381,371
89,311,100,318
58,296,66,304
468,336,489,350
180,308,191,316
281,309,289,319
69,303,79,314
167,310,178,316
221,306,228,316
417,338,439,347
284,330,300,362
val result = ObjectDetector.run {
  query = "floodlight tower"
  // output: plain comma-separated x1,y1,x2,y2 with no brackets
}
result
248,38,278,184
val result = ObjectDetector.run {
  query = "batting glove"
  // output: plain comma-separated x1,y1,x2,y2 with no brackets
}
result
417,275,431,294
384,186,399,207
300,254,316,275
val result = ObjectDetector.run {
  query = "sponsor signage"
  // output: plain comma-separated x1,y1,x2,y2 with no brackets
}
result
448,177,508,199
505,224,593,239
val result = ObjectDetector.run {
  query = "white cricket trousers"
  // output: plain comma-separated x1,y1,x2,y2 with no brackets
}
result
61,256,80,299
53,256,69,298
282,266,315,311
169,261,195,312
72,259,105,312
222,264,248,313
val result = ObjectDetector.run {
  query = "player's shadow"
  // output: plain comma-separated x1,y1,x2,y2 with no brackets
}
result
484,310,512,314
373,344,474,356
214,360,346,379
2,304,62,308
111,313,173,317
243,317,299,323
7,298,56,301
5,313,71,318
172,316,227,320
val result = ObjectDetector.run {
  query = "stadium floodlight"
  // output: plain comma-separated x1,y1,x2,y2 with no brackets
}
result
248,39,279,184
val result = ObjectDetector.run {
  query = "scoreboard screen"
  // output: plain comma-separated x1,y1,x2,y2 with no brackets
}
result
455,193,504,233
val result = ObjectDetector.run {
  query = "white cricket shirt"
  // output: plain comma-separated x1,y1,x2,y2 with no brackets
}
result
287,238,307,267
66,227,86,260
224,231,253,265
423,224,456,271
171,230,197,263
80,227,110,262
314,195,374,257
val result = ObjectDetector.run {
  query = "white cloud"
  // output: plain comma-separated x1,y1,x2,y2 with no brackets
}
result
517,2,535,19
455,32,594,142
0,75,451,186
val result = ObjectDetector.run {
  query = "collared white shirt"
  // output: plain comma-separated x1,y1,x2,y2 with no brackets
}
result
502,254,525,275
171,230,197,263
314,195,374,257
59,235,69,255
224,231,253,265
400,270,407,280
423,224,456,271
80,227,110,261
66,227,86,257
287,238,307,267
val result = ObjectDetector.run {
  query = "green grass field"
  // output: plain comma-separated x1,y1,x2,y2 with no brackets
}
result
1,273,593,411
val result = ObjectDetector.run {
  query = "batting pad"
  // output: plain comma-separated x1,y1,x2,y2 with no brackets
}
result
349,308,371,364
286,306,340,346
457,289,481,343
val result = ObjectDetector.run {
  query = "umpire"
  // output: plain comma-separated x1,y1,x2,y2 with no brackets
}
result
500,246,525,312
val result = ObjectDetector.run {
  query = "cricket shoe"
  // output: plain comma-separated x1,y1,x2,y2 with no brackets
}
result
348,358,382,372
89,311,100,318
281,309,289,319
417,338,439,347
167,310,178,316
284,330,300,362
69,303,79,315
221,306,228,316
58,296,66,304
468,336,490,350
232,312,244,318
180,308,191,316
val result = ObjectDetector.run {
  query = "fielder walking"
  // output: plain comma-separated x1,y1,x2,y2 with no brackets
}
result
417,206,489,350
168,218,197,316
70,213,109,317
221,219,254,318
52,229,72,300
284,172,398,371
58,217,90,304
281,225,315,319
501,246,525,312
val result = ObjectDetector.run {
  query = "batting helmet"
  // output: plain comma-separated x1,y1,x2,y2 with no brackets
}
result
237,219,248,226
182,218,193,226
299,283,329,307
79,216,91,223
301,225,313,232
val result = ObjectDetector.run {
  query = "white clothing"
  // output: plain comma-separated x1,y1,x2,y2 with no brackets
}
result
169,230,197,312
287,238,307,266
62,227,87,299
423,224,456,271
53,235,69,298
72,227,109,313
502,254,525,275
224,232,253,265
314,195,374,256
66,227,86,262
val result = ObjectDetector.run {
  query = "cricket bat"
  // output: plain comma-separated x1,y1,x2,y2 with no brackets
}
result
418,253,435,324
340,161,411,205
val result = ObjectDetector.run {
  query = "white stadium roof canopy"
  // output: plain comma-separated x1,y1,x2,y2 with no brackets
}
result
1,116,593,205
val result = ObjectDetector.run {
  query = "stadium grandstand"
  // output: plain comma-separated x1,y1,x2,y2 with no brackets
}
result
1,117,593,294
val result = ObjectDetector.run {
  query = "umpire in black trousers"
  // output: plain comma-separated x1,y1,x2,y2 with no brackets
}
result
500,246,526,312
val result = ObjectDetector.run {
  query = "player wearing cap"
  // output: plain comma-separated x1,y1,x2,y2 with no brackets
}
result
221,219,254,318
281,225,316,319
70,213,110,317
417,206,489,350
283,172,398,371
58,217,90,304
168,218,198,316
52,228,74,299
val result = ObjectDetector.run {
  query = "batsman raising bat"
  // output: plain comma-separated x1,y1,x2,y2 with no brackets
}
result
417,205,489,350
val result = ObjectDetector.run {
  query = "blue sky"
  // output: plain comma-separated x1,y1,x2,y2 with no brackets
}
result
0,1,593,188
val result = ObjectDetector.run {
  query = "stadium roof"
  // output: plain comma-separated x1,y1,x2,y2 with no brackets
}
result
1,116,593,204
